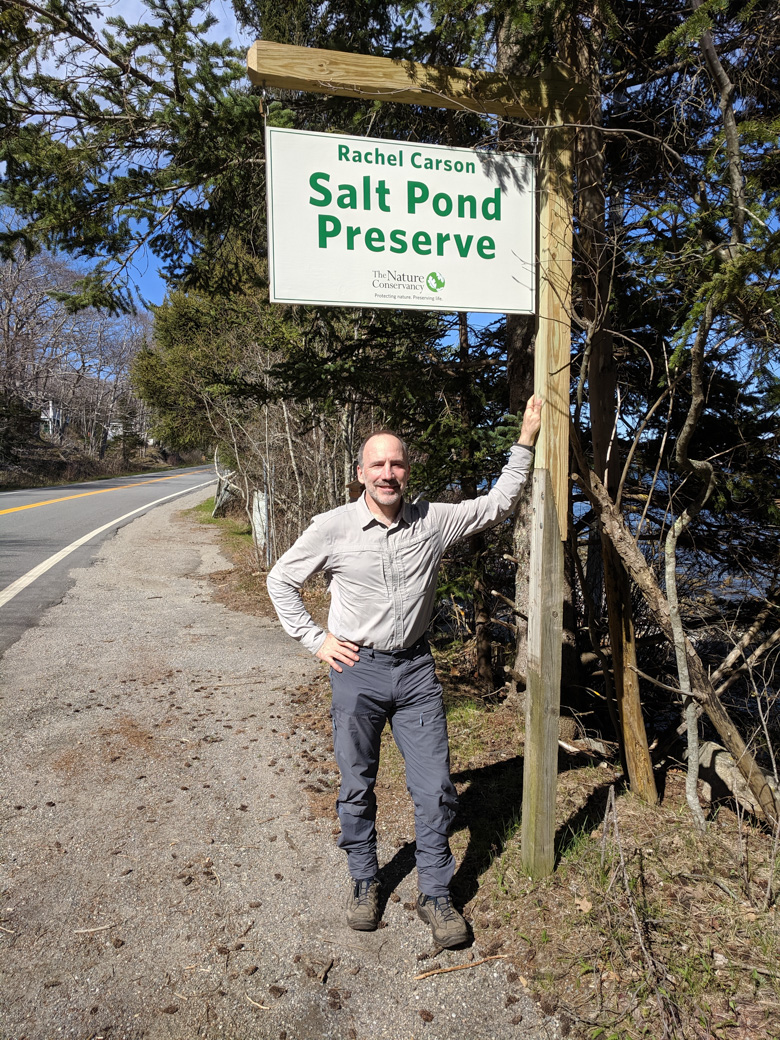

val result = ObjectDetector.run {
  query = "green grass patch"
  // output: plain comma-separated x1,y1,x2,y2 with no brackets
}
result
188,497,253,544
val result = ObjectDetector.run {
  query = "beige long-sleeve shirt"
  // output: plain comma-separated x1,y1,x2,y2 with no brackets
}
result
266,443,534,654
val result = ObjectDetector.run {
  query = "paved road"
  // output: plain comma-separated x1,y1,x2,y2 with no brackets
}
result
0,466,215,656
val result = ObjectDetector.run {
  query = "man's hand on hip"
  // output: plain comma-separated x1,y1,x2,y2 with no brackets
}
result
316,632,360,672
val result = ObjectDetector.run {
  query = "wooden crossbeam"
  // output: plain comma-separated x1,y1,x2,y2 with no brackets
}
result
247,40,587,121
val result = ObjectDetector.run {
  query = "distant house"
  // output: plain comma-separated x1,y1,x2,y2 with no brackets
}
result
40,400,64,437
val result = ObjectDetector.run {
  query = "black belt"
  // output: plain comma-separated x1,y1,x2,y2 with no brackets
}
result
363,636,429,658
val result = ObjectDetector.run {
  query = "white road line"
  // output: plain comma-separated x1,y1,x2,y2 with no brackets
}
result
0,480,215,610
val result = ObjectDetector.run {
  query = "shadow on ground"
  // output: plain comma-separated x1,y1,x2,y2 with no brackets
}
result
445,756,625,907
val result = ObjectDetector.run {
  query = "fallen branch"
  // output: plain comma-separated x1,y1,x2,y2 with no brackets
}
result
491,617,518,633
245,993,271,1010
559,736,616,758
559,739,585,755
710,603,780,686
629,665,681,696
503,664,526,685
682,741,779,818
73,924,114,934
490,589,521,614
571,427,780,828
715,625,780,699
212,449,243,517
675,873,740,903
414,954,507,980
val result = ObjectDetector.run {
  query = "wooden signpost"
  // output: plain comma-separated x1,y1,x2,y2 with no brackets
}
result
523,116,574,875
248,41,585,877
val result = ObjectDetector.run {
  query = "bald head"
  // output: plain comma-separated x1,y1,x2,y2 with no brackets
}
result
357,430,408,470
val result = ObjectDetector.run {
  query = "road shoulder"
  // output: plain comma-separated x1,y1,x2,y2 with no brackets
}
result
0,490,557,1040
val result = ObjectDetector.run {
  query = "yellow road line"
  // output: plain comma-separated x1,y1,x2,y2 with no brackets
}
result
0,470,210,516
0,479,215,609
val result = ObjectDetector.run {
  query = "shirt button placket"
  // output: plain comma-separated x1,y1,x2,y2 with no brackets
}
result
388,537,402,647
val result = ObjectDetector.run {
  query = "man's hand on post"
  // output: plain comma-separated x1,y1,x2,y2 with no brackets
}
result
316,632,360,672
519,395,543,447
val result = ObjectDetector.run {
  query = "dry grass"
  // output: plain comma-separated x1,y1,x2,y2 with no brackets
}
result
192,499,780,1040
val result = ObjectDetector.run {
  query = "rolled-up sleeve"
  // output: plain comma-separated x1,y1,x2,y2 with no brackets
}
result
266,522,330,655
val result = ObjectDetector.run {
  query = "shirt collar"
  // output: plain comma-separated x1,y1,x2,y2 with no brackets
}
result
357,491,411,530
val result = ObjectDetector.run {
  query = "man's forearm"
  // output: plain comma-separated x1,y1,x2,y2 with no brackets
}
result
266,571,327,655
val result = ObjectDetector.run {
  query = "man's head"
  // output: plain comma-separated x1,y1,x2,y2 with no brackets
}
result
356,431,410,518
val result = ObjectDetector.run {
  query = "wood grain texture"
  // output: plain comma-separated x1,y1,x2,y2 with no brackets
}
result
535,121,574,540
247,41,587,121
522,468,564,878
520,121,572,878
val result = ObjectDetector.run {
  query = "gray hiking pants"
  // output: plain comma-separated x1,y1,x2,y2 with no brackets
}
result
330,640,458,897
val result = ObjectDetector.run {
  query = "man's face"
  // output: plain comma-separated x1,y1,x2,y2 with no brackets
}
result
357,434,410,514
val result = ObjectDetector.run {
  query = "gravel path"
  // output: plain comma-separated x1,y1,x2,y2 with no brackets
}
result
0,490,561,1040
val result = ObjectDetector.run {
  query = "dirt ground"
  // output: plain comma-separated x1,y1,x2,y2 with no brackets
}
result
0,491,563,1040
205,508,780,1040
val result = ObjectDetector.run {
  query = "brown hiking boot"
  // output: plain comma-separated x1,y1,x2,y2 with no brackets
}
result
346,877,380,931
416,893,470,948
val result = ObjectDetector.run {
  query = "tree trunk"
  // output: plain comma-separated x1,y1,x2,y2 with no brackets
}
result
282,401,304,537
665,302,717,832
569,6,656,803
507,313,536,689
602,540,657,802
458,312,493,685
571,430,780,827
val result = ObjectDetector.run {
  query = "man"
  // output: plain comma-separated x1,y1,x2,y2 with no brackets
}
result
266,396,542,948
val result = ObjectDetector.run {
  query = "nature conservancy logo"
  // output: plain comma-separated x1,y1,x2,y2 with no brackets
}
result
372,268,445,297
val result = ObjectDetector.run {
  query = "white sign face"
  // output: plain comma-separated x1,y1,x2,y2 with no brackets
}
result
265,127,535,314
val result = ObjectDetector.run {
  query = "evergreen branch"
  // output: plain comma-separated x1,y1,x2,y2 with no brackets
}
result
5,0,171,95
